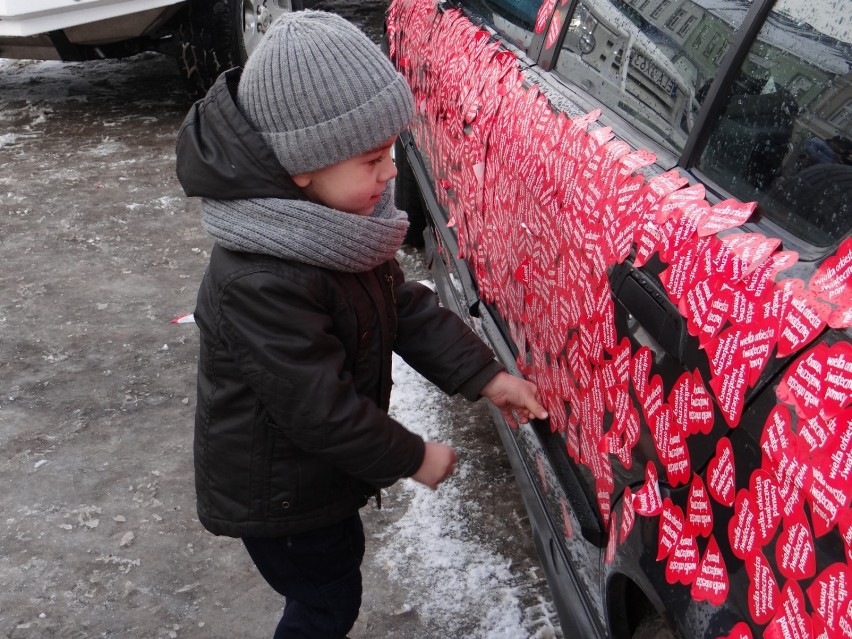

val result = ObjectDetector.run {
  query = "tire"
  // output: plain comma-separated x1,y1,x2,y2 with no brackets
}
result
631,614,678,639
394,138,428,248
177,0,297,101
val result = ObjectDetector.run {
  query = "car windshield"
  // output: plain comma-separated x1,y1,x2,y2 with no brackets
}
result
695,0,852,247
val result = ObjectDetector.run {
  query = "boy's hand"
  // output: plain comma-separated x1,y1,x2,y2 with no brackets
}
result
411,442,458,490
481,371,549,429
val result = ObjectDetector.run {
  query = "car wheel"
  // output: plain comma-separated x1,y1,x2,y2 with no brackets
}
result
177,0,297,101
631,614,678,639
394,138,427,248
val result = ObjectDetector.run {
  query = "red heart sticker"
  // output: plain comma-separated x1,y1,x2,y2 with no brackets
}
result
707,327,744,378
777,286,828,357
663,201,711,263
769,449,812,520
824,342,852,416
606,337,632,387
708,438,736,507
669,372,693,433
730,288,760,324
544,8,564,49
721,232,782,277
665,424,692,487
689,371,715,435
750,469,782,545
814,408,852,491
657,497,686,560
631,346,652,402
651,404,674,463
829,305,852,329
702,237,746,284
681,280,733,347
710,360,749,427
660,238,703,302
687,474,713,538
806,563,852,637
655,182,706,224
690,535,729,606
717,621,753,639
634,224,676,270
534,0,557,32
776,342,831,419
809,236,852,306
665,532,699,585
747,550,781,625
739,324,777,387
696,198,756,237
763,278,801,330
811,611,831,639
620,486,635,543
776,508,816,580
808,466,850,537
728,488,759,560
642,374,665,425
600,409,635,470
735,246,783,291
764,581,812,639
760,404,796,463
633,461,663,516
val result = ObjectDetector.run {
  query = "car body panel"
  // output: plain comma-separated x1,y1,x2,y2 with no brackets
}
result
0,0,185,37
388,0,851,637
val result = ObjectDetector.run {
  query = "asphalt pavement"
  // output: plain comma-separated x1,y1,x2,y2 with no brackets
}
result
0,28,561,639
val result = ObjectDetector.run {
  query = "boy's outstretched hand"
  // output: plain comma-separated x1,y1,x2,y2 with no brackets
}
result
481,371,549,429
411,442,458,490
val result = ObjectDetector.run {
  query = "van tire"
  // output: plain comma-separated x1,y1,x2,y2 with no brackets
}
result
177,0,243,100
394,138,427,247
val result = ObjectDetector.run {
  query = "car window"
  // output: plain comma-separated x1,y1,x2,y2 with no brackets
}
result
695,0,852,248
458,0,546,49
552,0,752,156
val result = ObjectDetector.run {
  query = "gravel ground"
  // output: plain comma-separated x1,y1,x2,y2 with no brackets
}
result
0,5,562,637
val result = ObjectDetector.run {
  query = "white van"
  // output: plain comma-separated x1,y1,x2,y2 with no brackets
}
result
0,0,298,97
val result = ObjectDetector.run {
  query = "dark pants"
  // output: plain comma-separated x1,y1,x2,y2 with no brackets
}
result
242,514,365,639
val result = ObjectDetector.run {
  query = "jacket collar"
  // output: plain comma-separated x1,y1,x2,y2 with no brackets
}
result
175,68,306,201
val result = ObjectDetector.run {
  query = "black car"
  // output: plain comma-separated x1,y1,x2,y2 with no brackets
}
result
387,0,852,637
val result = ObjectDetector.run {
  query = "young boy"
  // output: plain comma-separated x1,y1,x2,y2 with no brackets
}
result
175,10,547,638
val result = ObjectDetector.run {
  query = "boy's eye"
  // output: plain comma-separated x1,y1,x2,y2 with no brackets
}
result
368,156,384,165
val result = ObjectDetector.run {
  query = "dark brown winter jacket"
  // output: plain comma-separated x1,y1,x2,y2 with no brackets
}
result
177,69,503,537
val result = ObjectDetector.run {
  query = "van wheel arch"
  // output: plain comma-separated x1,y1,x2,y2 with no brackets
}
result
608,573,679,639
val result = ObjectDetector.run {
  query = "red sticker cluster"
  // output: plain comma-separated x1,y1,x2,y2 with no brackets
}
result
388,1,850,634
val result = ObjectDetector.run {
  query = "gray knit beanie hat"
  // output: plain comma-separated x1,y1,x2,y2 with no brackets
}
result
236,10,414,176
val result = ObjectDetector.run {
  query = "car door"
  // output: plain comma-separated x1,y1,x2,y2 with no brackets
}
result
387,0,851,637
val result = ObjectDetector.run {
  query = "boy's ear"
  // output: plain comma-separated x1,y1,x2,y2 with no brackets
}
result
291,173,312,188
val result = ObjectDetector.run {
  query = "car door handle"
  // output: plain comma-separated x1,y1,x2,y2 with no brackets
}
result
612,262,687,363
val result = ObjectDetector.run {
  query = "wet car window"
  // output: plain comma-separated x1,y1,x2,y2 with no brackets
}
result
459,0,545,49
553,0,751,155
695,0,852,248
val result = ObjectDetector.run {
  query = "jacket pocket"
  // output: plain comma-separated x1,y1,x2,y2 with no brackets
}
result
263,421,301,517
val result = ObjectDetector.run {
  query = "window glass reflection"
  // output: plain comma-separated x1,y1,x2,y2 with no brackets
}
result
553,0,752,155
460,0,546,49
696,0,852,247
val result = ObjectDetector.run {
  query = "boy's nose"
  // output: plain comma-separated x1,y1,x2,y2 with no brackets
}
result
382,161,398,183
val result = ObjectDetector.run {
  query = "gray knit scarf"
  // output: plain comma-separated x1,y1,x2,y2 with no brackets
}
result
201,186,409,272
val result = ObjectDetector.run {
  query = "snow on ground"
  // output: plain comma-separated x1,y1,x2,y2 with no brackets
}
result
383,351,561,639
